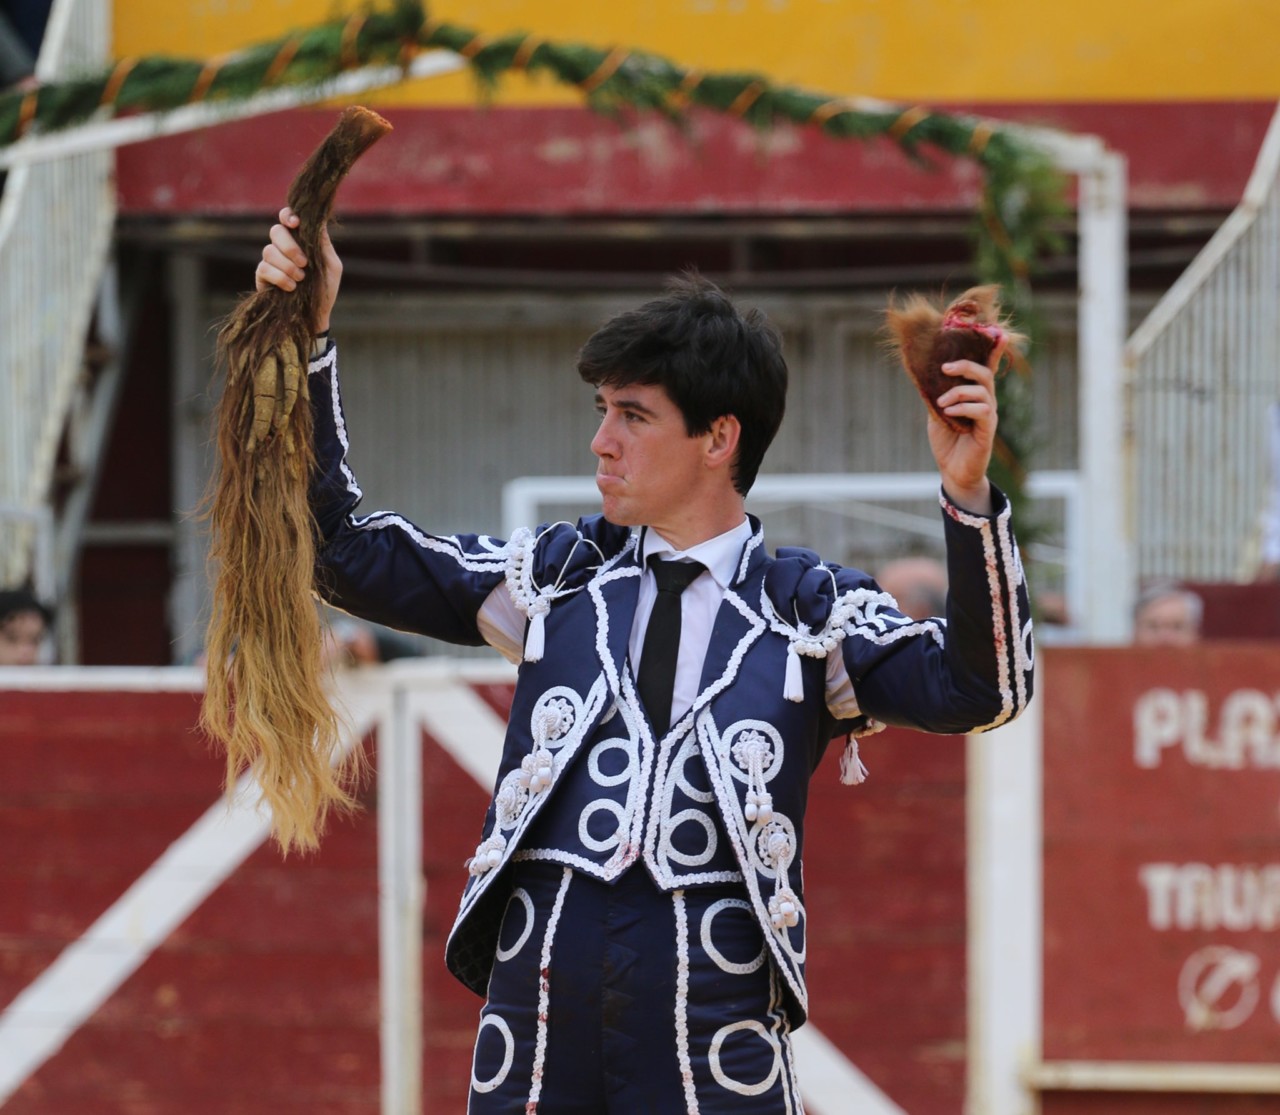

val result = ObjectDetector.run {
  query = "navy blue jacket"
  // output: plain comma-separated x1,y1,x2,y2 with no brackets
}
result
307,345,1034,1023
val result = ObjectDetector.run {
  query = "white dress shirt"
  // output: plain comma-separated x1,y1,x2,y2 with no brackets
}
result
630,519,756,723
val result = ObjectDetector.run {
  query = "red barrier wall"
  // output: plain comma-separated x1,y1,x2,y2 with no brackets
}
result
1041,645,1280,1114
0,680,968,1114
0,688,382,1113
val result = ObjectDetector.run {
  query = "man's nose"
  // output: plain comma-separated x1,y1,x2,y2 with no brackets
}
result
591,417,616,458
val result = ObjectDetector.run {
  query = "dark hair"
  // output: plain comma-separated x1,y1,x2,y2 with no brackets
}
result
1133,581,1203,627
576,273,787,495
0,586,52,626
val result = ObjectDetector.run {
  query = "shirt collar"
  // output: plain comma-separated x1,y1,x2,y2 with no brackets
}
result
639,518,754,591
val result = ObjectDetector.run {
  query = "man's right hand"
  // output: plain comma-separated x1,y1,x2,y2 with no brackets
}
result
255,206,343,334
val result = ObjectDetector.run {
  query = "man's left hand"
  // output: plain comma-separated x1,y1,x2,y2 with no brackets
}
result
927,339,1006,517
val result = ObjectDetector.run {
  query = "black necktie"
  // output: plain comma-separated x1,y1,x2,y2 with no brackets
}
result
637,557,704,736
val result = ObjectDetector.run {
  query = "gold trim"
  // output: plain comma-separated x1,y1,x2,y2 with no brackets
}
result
262,38,301,87
888,104,929,141
16,89,38,138
99,58,139,109
808,98,853,128
459,33,492,60
340,14,367,69
580,47,628,94
188,56,226,104
512,35,543,71
727,80,766,119
969,122,995,157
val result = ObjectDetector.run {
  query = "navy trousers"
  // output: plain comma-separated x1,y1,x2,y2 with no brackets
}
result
468,861,805,1114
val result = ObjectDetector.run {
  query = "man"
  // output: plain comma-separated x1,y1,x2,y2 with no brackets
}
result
1132,583,1202,646
874,556,949,622
258,209,1033,1112
0,586,51,665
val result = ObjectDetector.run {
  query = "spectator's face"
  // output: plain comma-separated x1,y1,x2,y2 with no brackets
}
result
0,610,45,665
1134,595,1199,647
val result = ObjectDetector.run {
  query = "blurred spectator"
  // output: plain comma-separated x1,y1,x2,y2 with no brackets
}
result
1133,582,1202,646
1257,402,1280,581
1032,589,1079,645
1037,590,1069,628
192,610,429,670
0,586,53,665
876,555,948,621
324,612,429,668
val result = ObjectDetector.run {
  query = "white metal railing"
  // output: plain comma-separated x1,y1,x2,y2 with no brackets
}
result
1125,102,1280,583
504,470,1084,633
0,0,114,586
0,504,54,602
0,51,466,171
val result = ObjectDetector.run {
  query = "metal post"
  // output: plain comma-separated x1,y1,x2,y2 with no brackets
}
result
966,688,1043,1115
167,253,211,665
1077,151,1132,641
0,52,466,170
379,682,424,1115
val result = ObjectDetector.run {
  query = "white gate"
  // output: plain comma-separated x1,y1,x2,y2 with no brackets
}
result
1125,103,1280,583
0,0,114,587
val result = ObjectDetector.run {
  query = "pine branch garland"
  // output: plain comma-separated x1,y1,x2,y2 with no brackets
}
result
0,5,1065,299
0,3,426,141
0,0,1070,511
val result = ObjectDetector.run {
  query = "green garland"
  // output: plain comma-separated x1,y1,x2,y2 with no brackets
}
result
0,0,1067,504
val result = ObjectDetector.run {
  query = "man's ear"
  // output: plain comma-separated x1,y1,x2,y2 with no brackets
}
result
705,414,741,469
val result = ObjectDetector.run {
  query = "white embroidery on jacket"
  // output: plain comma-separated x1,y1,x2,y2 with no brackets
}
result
503,524,605,662
467,682,603,879
941,492,1019,731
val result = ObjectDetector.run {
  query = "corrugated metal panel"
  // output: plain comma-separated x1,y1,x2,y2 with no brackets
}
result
193,288,1084,651
1127,104,1280,582
322,293,1081,573
337,320,597,536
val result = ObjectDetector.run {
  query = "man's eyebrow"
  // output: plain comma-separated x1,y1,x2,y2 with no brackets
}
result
595,392,660,418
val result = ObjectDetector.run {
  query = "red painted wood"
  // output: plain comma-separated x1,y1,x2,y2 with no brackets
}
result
76,279,175,666
0,684,967,1113
805,727,968,1115
116,102,1274,218
1043,646,1280,1066
0,688,216,1011
8,1021,380,1114
1190,582,1280,640
467,680,519,725
0,691,385,1112
75,548,174,666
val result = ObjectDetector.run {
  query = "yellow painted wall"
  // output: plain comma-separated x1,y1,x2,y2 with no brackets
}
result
115,1,1279,104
